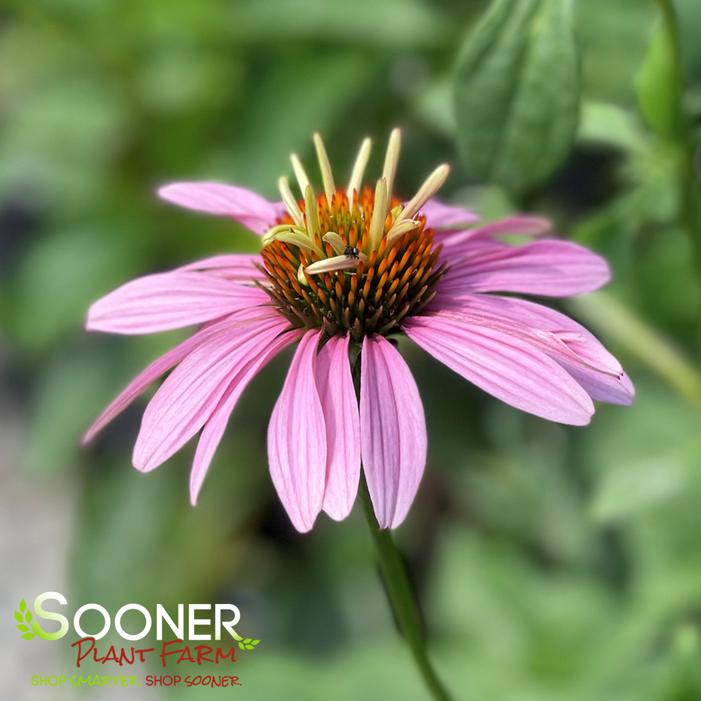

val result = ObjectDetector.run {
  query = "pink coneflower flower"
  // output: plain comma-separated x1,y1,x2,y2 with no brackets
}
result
84,130,634,532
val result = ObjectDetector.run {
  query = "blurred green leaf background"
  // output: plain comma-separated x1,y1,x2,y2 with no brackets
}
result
1,0,701,699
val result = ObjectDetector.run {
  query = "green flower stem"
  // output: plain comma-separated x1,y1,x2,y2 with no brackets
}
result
350,342,451,700
359,480,452,701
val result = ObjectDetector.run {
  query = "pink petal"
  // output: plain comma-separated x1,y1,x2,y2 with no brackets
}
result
86,271,269,335
360,336,427,529
440,239,611,297
158,182,284,234
404,315,594,425
190,325,301,505
565,364,635,406
440,294,634,405
132,309,285,472
420,198,479,230
83,309,272,444
267,330,327,533
436,215,551,251
179,254,266,282
316,335,361,521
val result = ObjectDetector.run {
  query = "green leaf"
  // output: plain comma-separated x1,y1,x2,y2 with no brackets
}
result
26,611,33,624
238,642,246,651
19,599,27,612
453,0,580,195
10,226,137,354
578,101,648,153
21,633,35,640
582,375,701,524
635,24,682,140
14,611,22,623
243,637,252,644
23,351,118,475
16,624,29,632
591,446,696,523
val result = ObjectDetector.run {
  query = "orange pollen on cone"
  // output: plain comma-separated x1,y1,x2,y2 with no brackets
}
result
260,187,446,341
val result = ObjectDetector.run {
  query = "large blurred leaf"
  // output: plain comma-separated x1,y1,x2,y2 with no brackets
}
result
578,101,647,153
9,224,139,351
591,444,698,524
24,351,111,475
453,0,580,195
636,24,682,140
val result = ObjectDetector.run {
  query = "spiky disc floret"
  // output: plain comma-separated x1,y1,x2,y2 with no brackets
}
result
259,131,449,341
261,188,445,340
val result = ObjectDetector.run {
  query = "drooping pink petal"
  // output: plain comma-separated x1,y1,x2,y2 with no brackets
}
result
86,271,269,335
132,308,286,472
82,308,274,444
436,215,552,252
437,294,634,405
190,325,301,505
267,330,327,533
439,239,611,297
158,182,284,234
179,253,266,282
316,335,361,521
420,198,479,231
564,364,635,406
360,335,427,529
404,315,594,425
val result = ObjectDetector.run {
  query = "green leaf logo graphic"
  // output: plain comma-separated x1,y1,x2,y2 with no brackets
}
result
238,637,261,651
231,628,261,652
14,599,35,640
